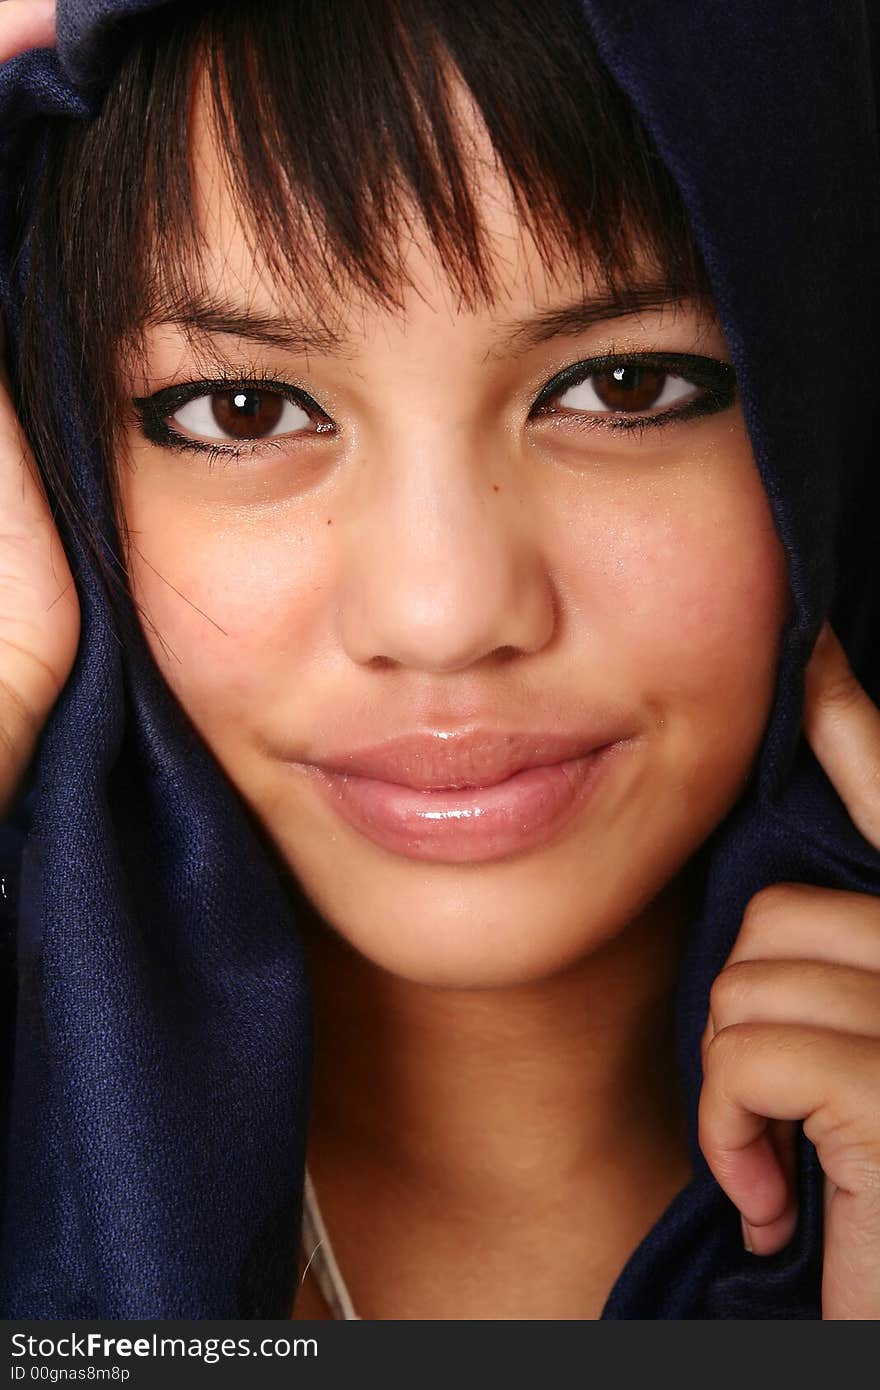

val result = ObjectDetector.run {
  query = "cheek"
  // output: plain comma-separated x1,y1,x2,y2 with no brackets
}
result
552,442,790,807
604,491,787,688
121,494,331,735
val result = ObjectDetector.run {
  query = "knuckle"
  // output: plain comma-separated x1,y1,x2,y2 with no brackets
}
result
739,882,803,945
807,1100,880,1201
702,1020,754,1073
0,674,36,740
708,960,754,1025
816,667,864,714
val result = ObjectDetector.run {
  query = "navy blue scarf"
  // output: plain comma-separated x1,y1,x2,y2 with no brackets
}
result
0,0,877,1318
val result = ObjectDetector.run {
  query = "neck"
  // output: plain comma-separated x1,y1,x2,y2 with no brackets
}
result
293,859,703,1213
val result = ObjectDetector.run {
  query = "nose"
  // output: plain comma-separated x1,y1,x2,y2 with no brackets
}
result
337,439,557,674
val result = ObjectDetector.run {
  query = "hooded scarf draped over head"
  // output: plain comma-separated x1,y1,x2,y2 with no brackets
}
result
0,0,878,1319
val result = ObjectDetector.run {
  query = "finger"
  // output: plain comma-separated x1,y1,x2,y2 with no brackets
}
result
699,1023,880,1251
701,882,880,1060
706,958,880,1042
803,621,880,849
718,882,880,974
0,1,56,64
741,1116,799,1255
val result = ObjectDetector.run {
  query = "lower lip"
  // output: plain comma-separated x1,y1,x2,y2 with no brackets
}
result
300,743,625,864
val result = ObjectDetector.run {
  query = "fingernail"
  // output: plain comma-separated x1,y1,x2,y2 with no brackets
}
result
741,1214,754,1253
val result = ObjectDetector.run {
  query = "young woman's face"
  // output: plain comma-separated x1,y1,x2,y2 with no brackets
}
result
117,81,790,988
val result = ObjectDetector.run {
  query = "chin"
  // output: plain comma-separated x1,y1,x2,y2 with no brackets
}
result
282,834,691,992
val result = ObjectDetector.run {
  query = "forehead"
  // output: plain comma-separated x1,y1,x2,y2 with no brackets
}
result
127,43,718,391
172,58,659,341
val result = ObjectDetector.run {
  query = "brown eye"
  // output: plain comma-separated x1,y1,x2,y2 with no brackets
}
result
591,366,668,411
552,367,698,416
211,389,285,439
171,388,313,442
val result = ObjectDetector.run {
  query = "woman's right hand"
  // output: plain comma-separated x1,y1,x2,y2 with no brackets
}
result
0,315,80,820
0,1,55,65
0,1,77,821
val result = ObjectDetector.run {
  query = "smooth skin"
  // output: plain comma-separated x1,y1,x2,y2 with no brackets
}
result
0,2,873,1323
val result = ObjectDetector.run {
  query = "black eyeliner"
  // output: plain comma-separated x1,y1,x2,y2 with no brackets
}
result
129,350,738,464
531,351,737,429
130,373,330,452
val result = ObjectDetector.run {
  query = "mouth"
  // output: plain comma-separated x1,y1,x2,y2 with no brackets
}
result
302,725,629,789
296,738,630,864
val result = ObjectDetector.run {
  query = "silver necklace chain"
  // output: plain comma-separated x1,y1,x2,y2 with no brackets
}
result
300,1166,362,1320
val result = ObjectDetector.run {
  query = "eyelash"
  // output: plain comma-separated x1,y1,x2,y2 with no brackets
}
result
130,352,737,468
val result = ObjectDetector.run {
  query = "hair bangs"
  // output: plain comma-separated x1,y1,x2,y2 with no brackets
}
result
109,0,710,364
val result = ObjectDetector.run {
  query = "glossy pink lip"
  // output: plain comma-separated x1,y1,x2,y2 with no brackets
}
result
303,728,623,790
295,728,633,864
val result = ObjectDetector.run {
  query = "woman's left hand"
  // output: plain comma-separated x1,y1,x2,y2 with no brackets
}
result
699,620,880,1319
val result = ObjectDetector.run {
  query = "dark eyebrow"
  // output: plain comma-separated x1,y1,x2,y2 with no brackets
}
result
491,285,698,357
146,283,697,358
146,293,351,356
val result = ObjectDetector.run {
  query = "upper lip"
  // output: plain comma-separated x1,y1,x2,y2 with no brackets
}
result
306,728,626,790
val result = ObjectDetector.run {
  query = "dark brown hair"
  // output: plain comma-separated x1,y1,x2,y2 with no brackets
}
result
11,0,711,620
